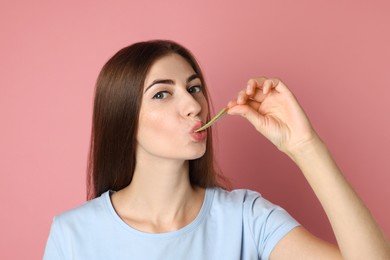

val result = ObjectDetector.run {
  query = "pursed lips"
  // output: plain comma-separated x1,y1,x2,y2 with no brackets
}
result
189,121,207,142
190,121,203,133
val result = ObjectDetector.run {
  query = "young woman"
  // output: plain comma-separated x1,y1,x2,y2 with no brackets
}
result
44,40,390,259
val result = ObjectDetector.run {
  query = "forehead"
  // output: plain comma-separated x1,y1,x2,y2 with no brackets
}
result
144,54,196,83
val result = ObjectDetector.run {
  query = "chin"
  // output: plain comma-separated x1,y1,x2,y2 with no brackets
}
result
188,149,207,160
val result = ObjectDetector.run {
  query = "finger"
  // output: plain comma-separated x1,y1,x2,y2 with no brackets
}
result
234,77,286,107
246,77,266,95
246,99,262,112
244,78,267,103
246,79,258,96
236,90,250,105
227,95,263,110
227,99,237,108
273,79,290,93
227,104,265,131
234,88,267,106
249,77,285,93
228,99,261,114
263,79,274,94
265,77,289,94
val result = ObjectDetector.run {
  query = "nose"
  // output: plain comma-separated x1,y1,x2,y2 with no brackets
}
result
180,91,203,118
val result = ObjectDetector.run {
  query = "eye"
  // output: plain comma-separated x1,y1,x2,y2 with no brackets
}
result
152,91,170,100
188,85,202,94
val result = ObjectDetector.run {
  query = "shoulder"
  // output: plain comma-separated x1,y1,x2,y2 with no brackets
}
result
208,187,283,222
210,187,298,233
44,191,113,259
53,191,110,229
210,188,300,258
211,187,274,209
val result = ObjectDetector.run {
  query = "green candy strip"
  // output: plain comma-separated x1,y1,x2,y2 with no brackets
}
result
194,107,228,132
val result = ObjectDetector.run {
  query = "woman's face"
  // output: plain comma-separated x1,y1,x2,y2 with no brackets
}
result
136,54,208,162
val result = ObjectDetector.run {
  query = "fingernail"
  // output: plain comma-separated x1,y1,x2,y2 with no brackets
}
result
246,86,252,94
227,108,237,115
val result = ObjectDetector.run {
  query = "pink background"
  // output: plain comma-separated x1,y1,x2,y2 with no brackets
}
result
1,0,389,259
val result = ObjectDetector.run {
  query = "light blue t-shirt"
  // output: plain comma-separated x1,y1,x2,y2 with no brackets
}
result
44,188,299,260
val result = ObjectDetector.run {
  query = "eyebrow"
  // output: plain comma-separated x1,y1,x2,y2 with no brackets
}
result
144,74,200,93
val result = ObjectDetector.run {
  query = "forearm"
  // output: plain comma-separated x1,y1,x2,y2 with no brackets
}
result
287,137,390,260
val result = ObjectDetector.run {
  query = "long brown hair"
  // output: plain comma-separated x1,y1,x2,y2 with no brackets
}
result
87,40,228,200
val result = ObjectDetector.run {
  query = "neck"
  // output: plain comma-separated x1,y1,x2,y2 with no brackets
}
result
129,157,193,212
111,153,204,233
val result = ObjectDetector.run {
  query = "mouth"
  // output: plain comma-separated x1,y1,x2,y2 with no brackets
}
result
191,121,203,132
190,121,207,141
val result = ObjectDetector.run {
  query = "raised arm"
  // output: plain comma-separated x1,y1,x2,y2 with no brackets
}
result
227,77,390,260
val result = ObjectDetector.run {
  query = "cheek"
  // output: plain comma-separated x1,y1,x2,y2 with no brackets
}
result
137,110,175,140
136,110,185,157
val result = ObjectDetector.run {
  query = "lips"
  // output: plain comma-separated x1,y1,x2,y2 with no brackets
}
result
191,121,203,132
190,121,207,142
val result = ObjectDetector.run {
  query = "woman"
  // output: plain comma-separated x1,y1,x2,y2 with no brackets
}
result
44,40,390,259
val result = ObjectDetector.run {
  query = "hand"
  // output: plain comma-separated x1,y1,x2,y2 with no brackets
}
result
227,77,319,154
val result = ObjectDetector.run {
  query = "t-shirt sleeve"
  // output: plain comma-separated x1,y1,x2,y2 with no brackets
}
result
245,192,300,260
43,217,64,260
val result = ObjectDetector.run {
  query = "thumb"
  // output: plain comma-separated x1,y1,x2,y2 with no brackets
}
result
227,105,265,131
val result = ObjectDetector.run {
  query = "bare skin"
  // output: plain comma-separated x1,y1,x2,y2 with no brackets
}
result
111,54,390,258
227,77,390,259
111,54,207,233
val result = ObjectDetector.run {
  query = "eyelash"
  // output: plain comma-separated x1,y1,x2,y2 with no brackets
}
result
152,91,170,100
188,85,202,94
152,85,203,100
